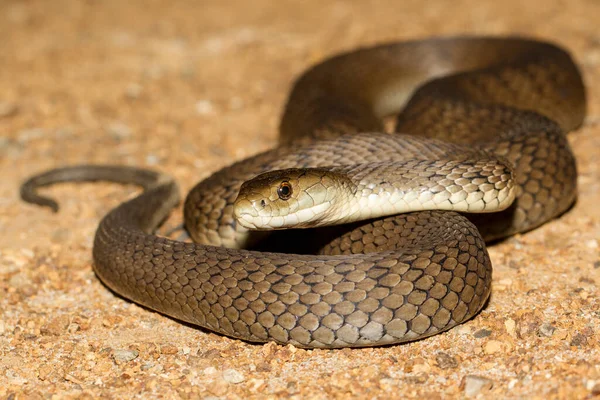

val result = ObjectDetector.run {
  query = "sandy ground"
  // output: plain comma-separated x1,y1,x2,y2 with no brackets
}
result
1,0,599,398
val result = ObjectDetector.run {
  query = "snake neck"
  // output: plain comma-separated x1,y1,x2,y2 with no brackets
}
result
325,158,516,226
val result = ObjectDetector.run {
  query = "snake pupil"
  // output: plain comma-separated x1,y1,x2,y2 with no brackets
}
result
277,181,292,200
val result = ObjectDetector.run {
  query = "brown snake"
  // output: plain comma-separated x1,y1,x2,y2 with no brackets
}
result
21,37,585,348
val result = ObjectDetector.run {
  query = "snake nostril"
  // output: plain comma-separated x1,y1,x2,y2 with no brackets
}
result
260,200,266,208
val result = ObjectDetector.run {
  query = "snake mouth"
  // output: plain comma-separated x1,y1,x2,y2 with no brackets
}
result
234,202,293,230
233,197,280,230
234,196,336,230
233,198,262,229
235,215,259,230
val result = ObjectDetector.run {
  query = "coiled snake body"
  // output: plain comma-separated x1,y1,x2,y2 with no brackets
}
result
22,37,586,348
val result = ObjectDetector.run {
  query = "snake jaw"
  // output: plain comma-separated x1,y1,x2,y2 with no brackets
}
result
235,200,335,230
233,183,337,230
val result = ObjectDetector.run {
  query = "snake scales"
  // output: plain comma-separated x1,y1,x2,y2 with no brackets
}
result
21,36,586,348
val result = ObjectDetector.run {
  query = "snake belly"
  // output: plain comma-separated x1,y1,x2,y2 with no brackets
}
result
21,36,585,348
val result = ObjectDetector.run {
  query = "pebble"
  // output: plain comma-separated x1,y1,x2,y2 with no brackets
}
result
554,328,569,340
160,344,178,355
249,378,266,391
195,100,215,115
146,154,159,165
5,370,28,385
0,251,28,273
38,364,54,381
198,348,222,359
505,318,517,337
435,352,458,369
141,363,154,371
411,361,431,374
67,323,80,333
9,272,31,289
585,239,598,249
474,328,492,338
484,340,503,354
462,375,493,397
570,333,588,347
222,369,245,384
41,315,71,336
112,349,139,363
538,323,556,337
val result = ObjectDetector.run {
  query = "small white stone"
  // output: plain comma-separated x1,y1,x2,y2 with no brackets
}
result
505,318,516,338
223,369,245,384
146,154,159,165
586,379,597,391
463,375,493,397
195,100,215,115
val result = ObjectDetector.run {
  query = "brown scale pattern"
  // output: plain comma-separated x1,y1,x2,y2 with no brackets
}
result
21,36,586,348
95,188,491,347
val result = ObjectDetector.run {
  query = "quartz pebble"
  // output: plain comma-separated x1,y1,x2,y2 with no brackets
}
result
112,349,139,363
505,318,517,337
223,369,245,384
462,375,494,397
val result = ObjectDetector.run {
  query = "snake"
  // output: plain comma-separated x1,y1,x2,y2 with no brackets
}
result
20,36,586,348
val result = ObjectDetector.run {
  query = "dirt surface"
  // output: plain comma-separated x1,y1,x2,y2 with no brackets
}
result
1,0,599,398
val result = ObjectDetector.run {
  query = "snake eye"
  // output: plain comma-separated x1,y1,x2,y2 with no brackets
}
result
277,181,293,200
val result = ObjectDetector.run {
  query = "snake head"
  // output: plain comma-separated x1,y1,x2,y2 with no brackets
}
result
234,168,353,230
